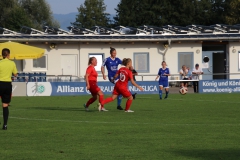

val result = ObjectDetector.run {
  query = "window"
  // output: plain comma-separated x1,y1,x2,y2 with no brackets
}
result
89,53,104,72
238,51,240,70
134,52,149,73
33,55,47,70
178,52,194,71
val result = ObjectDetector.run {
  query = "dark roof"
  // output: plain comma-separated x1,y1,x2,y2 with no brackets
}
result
0,25,240,42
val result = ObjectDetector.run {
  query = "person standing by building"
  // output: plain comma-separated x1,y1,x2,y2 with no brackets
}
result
101,47,124,110
192,64,203,93
84,57,107,111
99,58,144,112
0,48,18,130
155,61,170,99
179,65,190,88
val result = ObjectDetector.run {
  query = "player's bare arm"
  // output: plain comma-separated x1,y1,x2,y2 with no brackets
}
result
130,79,144,91
155,75,160,81
85,73,90,90
101,66,107,80
113,73,119,82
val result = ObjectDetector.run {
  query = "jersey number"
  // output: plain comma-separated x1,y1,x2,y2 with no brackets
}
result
120,73,126,82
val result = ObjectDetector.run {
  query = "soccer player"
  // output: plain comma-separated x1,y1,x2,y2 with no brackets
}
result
0,48,18,130
101,47,124,110
99,58,144,112
84,57,108,112
155,61,170,100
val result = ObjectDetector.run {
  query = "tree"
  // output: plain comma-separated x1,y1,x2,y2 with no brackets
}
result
224,0,240,24
114,0,153,27
19,0,59,30
3,5,33,31
114,0,231,27
73,0,110,28
0,0,17,28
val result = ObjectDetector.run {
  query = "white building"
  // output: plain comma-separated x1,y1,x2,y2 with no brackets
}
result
1,25,240,81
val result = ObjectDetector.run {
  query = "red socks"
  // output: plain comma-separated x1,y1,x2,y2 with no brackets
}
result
101,97,114,106
125,99,133,111
99,95,104,108
86,97,96,107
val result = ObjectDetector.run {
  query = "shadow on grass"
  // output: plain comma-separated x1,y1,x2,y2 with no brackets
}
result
31,107,97,112
170,149,240,160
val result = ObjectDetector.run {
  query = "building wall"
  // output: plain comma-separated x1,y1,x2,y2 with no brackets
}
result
228,42,240,79
20,41,240,81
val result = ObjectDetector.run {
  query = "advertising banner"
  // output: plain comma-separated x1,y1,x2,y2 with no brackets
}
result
199,79,240,93
12,82,27,97
27,81,159,96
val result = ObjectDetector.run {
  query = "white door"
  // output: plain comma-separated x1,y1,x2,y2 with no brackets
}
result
61,55,77,76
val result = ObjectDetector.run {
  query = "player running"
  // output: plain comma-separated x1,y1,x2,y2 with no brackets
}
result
99,58,144,112
155,61,170,100
101,47,124,110
84,57,108,112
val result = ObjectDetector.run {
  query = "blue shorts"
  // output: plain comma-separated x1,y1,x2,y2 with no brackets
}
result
159,80,169,88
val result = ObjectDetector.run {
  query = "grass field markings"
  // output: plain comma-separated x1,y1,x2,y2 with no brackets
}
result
169,98,240,104
5,116,240,126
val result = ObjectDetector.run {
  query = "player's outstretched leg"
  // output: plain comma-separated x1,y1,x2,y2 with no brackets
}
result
84,95,97,111
117,95,123,110
98,91,108,112
99,95,118,110
125,95,134,112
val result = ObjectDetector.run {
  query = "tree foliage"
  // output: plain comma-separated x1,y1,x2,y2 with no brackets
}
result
0,0,59,31
73,0,110,28
114,0,240,27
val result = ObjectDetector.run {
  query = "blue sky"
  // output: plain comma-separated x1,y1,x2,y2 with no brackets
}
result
46,0,121,14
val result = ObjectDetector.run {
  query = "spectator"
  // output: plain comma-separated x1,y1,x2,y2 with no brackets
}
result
179,65,190,88
192,64,203,93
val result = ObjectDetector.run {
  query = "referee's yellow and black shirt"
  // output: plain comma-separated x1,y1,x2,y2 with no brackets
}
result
0,59,18,82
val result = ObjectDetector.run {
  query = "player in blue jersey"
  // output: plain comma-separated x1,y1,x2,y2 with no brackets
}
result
101,47,124,110
155,61,170,99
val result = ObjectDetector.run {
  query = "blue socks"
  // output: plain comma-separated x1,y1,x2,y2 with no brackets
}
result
117,95,122,106
159,90,162,99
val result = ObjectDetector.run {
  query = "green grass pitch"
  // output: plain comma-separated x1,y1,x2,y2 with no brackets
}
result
0,94,240,160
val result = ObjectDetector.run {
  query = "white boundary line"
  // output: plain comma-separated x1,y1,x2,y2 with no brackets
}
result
3,116,240,126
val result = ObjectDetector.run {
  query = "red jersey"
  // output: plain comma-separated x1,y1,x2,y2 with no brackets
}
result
116,67,133,87
86,65,98,82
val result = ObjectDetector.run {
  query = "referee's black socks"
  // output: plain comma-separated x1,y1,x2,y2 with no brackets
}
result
3,107,9,126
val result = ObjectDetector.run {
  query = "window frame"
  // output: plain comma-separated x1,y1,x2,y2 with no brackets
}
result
133,52,150,73
178,52,194,71
238,51,240,71
88,53,105,73
32,55,48,71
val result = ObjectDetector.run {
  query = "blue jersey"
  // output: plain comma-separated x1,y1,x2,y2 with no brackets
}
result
102,57,122,77
158,68,170,81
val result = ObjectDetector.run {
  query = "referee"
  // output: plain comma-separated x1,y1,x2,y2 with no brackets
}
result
0,48,17,130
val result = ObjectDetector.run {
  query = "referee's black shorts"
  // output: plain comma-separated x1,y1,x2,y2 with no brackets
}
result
0,81,12,103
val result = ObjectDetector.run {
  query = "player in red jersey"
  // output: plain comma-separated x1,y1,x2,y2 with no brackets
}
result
84,57,108,112
99,58,144,112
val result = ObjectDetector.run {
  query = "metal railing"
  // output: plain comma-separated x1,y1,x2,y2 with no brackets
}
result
12,73,240,82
